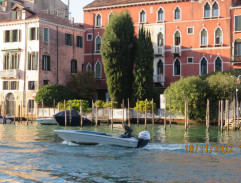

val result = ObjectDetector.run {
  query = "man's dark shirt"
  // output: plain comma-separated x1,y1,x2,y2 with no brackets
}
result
124,125,132,137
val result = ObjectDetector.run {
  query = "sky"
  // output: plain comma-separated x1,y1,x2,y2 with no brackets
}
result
62,0,95,23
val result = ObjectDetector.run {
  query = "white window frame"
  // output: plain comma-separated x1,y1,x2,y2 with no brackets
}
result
86,33,93,41
173,30,181,46
187,26,194,35
234,15,241,32
94,61,102,79
95,35,101,51
86,63,92,71
212,1,219,18
156,6,164,22
199,57,208,76
173,6,181,20
214,56,223,72
203,2,212,18
27,99,35,114
95,13,102,27
214,27,223,45
43,27,49,43
187,57,194,64
200,28,208,46
139,9,146,23
173,58,181,76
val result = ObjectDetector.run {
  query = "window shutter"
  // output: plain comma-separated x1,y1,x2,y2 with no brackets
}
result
47,56,50,71
28,53,31,70
3,30,5,43
9,53,12,69
16,53,19,69
80,36,83,48
34,81,38,90
35,28,38,40
29,28,32,40
17,30,20,42
12,11,16,20
70,34,73,46
33,52,38,70
10,30,13,42
8,81,10,90
3,54,6,69
16,81,19,90
65,34,68,45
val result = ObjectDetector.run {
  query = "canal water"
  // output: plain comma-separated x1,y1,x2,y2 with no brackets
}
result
0,123,240,183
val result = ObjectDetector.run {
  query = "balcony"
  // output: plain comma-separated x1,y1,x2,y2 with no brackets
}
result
0,69,20,79
154,46,164,56
153,75,165,83
171,45,182,56
233,56,241,64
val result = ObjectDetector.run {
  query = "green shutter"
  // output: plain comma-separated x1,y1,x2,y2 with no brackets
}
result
44,28,49,42
33,52,38,70
3,54,6,69
47,56,50,71
12,11,16,20
29,28,32,40
35,28,38,40
70,34,73,46
65,34,68,45
28,52,31,70
16,81,19,90
17,30,20,42
10,30,13,42
34,81,38,90
80,36,83,48
9,53,12,69
42,56,44,70
16,53,19,69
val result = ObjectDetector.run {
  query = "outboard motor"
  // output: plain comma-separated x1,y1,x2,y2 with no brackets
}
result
137,131,150,148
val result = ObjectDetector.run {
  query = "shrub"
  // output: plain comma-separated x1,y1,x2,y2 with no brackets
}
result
60,99,89,113
134,100,156,112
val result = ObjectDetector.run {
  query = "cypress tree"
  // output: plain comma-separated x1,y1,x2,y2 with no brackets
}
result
133,26,154,100
101,10,136,104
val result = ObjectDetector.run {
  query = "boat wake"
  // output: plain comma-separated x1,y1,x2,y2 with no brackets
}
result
144,143,186,153
61,141,79,146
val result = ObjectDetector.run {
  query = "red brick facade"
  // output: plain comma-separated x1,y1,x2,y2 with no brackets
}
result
83,0,240,99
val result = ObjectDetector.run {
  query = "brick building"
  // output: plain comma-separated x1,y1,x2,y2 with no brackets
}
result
83,0,241,100
0,3,84,116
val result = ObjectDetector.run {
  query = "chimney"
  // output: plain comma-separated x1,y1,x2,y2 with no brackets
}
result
71,17,74,24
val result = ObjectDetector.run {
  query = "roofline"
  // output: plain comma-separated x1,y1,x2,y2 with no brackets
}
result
83,0,186,11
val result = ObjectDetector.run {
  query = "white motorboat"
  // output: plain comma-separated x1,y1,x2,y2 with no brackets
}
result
54,130,150,148
0,115,12,124
37,118,58,125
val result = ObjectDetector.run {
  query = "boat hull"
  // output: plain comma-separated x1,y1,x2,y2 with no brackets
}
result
37,118,58,125
54,130,139,148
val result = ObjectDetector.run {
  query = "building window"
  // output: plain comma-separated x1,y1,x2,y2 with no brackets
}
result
204,3,211,18
77,36,83,48
3,81,8,90
235,15,241,32
96,14,102,27
158,33,164,46
29,27,38,40
87,33,93,41
95,36,101,51
95,61,101,78
42,55,50,71
212,2,219,17
86,63,92,72
28,100,35,113
200,58,208,75
3,53,20,70
187,57,193,64
174,59,181,76
201,29,208,46
157,60,163,75
140,10,146,23
187,27,194,35
174,31,181,46
43,80,49,85
3,30,21,42
71,59,77,73
174,7,181,20
65,33,73,46
215,57,222,72
157,8,164,22
28,81,37,90
28,52,38,70
235,39,241,56
215,27,222,45
10,81,19,90
108,12,114,23
44,28,49,43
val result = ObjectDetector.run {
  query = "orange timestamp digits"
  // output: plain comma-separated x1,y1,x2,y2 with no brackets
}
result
185,144,234,153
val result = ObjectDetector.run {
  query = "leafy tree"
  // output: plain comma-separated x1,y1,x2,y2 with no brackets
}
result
133,26,154,100
35,84,73,107
101,10,136,104
164,76,208,120
134,100,156,112
60,99,90,113
67,71,96,101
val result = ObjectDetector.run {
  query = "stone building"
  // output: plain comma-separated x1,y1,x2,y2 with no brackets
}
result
83,0,241,100
0,3,84,116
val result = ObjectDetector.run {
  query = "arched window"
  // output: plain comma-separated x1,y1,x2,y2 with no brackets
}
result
157,8,164,21
215,57,222,72
140,10,146,23
235,39,241,56
96,14,102,27
204,3,211,18
108,12,114,23
157,59,163,75
71,59,77,73
86,63,92,72
3,53,20,70
95,36,101,51
95,61,102,78
212,2,219,17
174,7,181,20
200,58,208,75
158,32,163,46
174,31,180,46
174,59,181,76
201,29,208,46
215,27,222,45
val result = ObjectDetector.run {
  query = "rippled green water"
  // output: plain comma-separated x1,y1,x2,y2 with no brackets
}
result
0,123,240,182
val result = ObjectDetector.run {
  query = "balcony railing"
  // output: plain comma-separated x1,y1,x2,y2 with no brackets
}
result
233,56,241,63
0,69,20,79
154,46,164,56
171,45,182,56
153,75,165,83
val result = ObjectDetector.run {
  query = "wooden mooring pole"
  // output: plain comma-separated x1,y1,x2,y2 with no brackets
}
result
53,99,55,115
64,100,67,126
227,100,229,132
152,98,154,125
42,100,44,119
206,99,210,131
122,99,124,125
111,99,113,129
169,99,171,127
220,100,223,131
69,101,72,125
95,100,98,126
80,100,83,127
145,99,147,128
237,99,240,130
92,100,94,122
164,99,166,130
107,99,109,124
218,101,220,127
137,99,139,126
128,98,130,126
